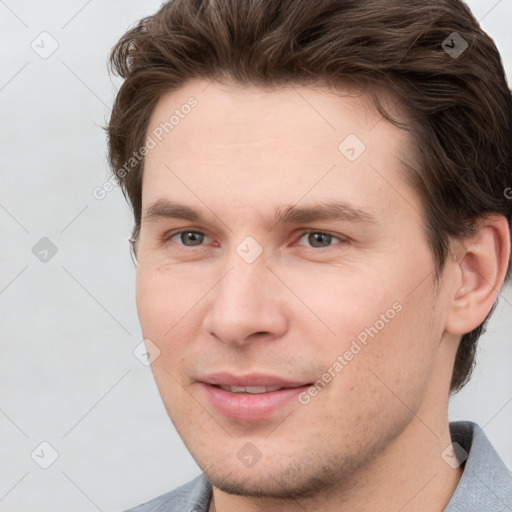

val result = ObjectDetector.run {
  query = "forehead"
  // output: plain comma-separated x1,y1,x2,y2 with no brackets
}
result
141,79,417,222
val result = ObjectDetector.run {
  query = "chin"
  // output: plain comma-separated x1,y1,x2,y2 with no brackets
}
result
201,453,353,500
206,471,322,499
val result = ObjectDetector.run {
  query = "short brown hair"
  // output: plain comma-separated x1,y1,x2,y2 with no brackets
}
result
106,0,512,393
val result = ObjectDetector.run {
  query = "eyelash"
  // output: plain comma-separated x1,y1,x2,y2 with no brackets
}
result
163,229,348,251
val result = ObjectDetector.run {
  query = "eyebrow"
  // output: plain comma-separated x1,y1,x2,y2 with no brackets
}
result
142,198,377,228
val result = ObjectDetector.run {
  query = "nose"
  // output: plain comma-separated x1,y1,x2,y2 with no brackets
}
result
202,251,288,346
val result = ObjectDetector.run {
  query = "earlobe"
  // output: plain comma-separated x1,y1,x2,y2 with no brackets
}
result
445,215,510,335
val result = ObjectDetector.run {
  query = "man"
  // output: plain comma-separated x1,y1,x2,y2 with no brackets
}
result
107,0,512,510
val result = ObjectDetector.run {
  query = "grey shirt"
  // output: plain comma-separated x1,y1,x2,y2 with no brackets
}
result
123,421,512,511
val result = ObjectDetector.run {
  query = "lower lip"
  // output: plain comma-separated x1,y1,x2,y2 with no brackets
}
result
200,383,310,421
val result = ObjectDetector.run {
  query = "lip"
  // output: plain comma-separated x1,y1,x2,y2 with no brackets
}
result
201,372,309,388
199,373,312,421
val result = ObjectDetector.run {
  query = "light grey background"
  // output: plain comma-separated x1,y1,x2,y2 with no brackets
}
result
1,1,511,511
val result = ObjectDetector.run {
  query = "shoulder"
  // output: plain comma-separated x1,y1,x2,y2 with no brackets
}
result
446,421,512,511
121,473,212,512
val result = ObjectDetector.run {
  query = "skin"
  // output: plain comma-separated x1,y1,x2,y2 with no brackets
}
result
134,78,510,512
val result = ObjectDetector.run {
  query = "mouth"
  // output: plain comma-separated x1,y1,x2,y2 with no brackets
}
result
215,385,295,394
199,373,312,421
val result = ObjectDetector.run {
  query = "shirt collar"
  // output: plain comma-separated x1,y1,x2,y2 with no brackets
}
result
445,420,512,511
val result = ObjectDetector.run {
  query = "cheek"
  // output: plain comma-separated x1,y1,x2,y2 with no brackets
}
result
135,267,214,403
135,265,209,339
307,298,440,448
136,270,193,410
344,284,441,411
281,264,397,345
299,263,440,404
135,270,163,339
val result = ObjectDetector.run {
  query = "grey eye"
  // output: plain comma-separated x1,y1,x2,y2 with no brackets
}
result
298,232,340,248
173,231,205,246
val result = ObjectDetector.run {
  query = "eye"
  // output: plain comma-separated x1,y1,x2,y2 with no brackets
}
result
167,230,209,247
163,229,347,251
296,231,346,249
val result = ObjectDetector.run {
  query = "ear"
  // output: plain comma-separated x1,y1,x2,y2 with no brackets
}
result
445,215,510,335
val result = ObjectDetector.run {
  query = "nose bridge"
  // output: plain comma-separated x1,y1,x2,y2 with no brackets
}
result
216,245,269,319
203,240,287,344
218,233,268,301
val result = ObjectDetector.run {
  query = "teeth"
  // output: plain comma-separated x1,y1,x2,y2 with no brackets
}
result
219,385,283,394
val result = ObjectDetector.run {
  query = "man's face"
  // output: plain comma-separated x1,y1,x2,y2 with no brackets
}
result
136,79,454,497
